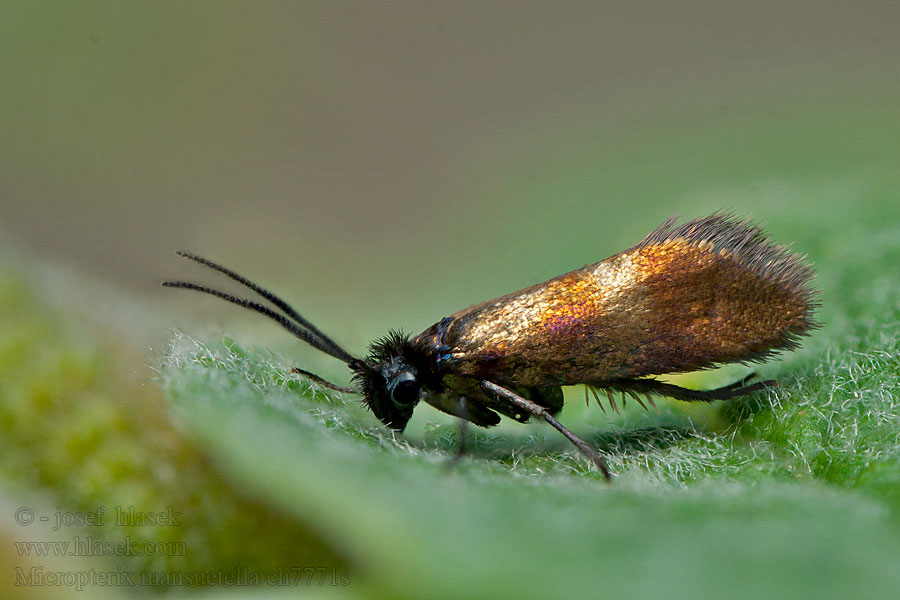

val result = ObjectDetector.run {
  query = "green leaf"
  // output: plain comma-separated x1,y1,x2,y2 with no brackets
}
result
162,314,900,599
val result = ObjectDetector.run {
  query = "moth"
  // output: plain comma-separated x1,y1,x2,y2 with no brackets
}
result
164,213,817,479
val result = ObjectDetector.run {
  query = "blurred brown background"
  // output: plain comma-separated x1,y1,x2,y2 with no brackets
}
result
2,2,898,362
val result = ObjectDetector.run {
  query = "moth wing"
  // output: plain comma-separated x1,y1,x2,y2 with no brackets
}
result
416,214,816,388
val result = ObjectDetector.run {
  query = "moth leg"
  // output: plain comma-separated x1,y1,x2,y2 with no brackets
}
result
481,381,612,481
607,377,777,403
443,398,473,471
716,371,759,392
453,396,470,461
290,367,357,394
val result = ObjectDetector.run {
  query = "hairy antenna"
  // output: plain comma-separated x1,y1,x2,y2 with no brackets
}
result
163,252,357,364
172,251,353,360
161,281,354,362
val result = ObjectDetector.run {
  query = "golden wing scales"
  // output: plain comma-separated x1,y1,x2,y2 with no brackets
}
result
417,214,816,388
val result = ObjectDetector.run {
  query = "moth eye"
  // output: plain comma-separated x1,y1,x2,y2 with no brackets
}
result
391,378,420,407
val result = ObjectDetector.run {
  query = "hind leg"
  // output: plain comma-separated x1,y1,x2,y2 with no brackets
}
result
605,377,777,403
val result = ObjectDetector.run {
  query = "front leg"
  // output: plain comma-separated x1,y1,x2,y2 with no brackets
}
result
449,396,471,465
480,381,612,481
290,367,357,394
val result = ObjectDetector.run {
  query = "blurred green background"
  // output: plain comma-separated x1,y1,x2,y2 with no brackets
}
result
2,2,900,599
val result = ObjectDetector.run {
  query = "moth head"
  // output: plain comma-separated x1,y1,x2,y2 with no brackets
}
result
162,252,429,432
351,332,426,431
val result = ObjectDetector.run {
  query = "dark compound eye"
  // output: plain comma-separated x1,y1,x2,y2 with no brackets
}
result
391,378,420,407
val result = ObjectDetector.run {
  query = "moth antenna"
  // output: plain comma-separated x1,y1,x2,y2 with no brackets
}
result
643,393,659,413
290,367,357,394
162,281,354,363
172,251,355,364
584,386,590,408
588,385,606,414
